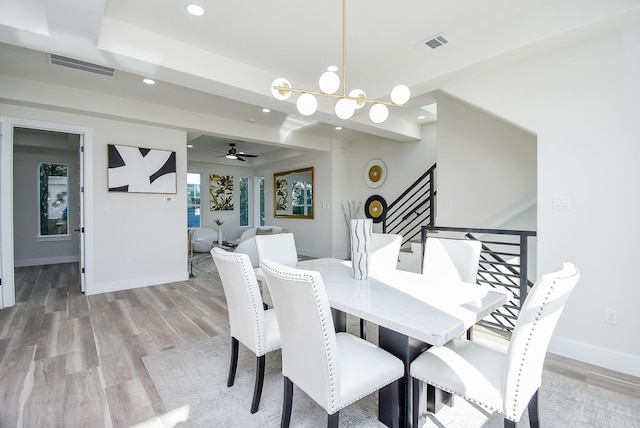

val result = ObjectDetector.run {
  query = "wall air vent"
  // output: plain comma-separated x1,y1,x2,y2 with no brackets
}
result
418,33,449,50
49,54,115,77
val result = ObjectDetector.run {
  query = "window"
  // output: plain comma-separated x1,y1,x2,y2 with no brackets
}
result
187,173,201,228
39,163,69,236
239,176,250,227
257,176,265,226
292,179,312,216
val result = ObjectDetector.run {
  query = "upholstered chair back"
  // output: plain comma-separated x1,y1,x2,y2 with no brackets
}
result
422,237,482,283
370,233,402,273
255,233,298,267
260,260,341,413
503,262,580,420
211,247,268,356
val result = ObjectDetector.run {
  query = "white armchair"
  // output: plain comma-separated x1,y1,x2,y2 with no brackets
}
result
191,227,218,253
236,226,283,243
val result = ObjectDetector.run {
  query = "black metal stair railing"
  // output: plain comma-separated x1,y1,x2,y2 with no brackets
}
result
421,226,537,334
382,164,436,245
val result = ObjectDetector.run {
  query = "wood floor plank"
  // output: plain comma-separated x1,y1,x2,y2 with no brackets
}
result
105,378,164,428
160,308,208,343
22,355,67,427
129,305,183,351
63,368,111,427
0,345,36,427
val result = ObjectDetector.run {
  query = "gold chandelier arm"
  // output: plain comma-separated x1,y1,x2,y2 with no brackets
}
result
272,85,403,107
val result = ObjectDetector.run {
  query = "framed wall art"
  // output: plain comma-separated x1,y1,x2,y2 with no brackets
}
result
210,174,234,210
107,144,177,193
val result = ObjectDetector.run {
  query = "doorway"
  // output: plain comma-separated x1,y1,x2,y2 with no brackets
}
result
1,117,92,307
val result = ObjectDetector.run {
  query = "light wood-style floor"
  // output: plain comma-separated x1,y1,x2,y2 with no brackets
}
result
0,263,229,427
1,263,638,427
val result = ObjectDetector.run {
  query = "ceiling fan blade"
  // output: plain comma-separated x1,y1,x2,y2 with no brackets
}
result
238,153,258,157
236,156,246,161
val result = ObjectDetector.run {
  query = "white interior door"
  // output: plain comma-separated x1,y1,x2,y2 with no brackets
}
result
78,139,86,292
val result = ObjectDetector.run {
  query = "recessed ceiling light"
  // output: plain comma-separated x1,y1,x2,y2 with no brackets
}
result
186,4,204,16
262,108,271,113
142,78,155,85
335,126,342,130
417,115,426,120
187,144,193,148
327,65,338,72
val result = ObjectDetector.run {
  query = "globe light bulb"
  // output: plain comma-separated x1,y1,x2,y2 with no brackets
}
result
349,89,367,109
296,93,318,116
319,71,340,94
335,98,355,119
390,84,410,105
271,78,292,100
369,104,389,123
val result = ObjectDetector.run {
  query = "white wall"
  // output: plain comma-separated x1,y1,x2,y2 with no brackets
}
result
436,93,537,228
441,15,640,375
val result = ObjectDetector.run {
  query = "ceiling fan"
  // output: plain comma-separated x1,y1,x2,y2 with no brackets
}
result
219,143,258,162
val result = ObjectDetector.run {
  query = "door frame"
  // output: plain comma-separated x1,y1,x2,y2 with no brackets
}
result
1,116,94,307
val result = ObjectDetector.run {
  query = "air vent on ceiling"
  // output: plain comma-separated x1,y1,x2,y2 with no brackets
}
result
49,54,115,77
419,33,449,50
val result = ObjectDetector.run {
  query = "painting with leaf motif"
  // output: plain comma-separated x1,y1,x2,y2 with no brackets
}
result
210,174,233,210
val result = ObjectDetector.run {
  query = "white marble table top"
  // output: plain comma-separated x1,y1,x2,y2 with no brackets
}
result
296,258,508,346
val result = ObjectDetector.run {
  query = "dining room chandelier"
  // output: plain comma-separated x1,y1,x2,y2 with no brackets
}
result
270,0,410,124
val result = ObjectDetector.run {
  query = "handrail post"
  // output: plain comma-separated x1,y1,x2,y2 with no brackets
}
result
420,226,427,274
428,169,435,226
519,234,528,307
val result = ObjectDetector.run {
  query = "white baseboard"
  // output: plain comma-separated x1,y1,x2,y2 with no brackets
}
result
14,255,80,267
549,336,640,377
86,271,189,296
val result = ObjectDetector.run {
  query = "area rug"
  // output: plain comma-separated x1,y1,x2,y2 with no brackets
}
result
143,334,382,427
143,335,640,428
190,253,217,275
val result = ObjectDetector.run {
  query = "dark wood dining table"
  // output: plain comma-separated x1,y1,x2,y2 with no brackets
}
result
294,258,508,428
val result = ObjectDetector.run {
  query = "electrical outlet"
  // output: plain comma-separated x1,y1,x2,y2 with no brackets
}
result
605,309,617,325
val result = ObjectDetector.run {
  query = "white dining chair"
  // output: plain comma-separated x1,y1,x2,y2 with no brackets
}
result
410,262,580,428
360,233,402,339
210,247,282,414
260,260,405,428
422,236,482,339
255,233,298,308
370,233,402,273
422,236,482,283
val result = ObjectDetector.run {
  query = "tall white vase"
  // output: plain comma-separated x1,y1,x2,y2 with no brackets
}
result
350,219,372,279
218,225,223,244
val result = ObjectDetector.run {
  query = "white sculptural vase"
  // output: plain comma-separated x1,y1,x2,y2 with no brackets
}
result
350,218,372,279
218,225,223,245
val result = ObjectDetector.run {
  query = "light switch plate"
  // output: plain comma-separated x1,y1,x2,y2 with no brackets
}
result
553,196,571,210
